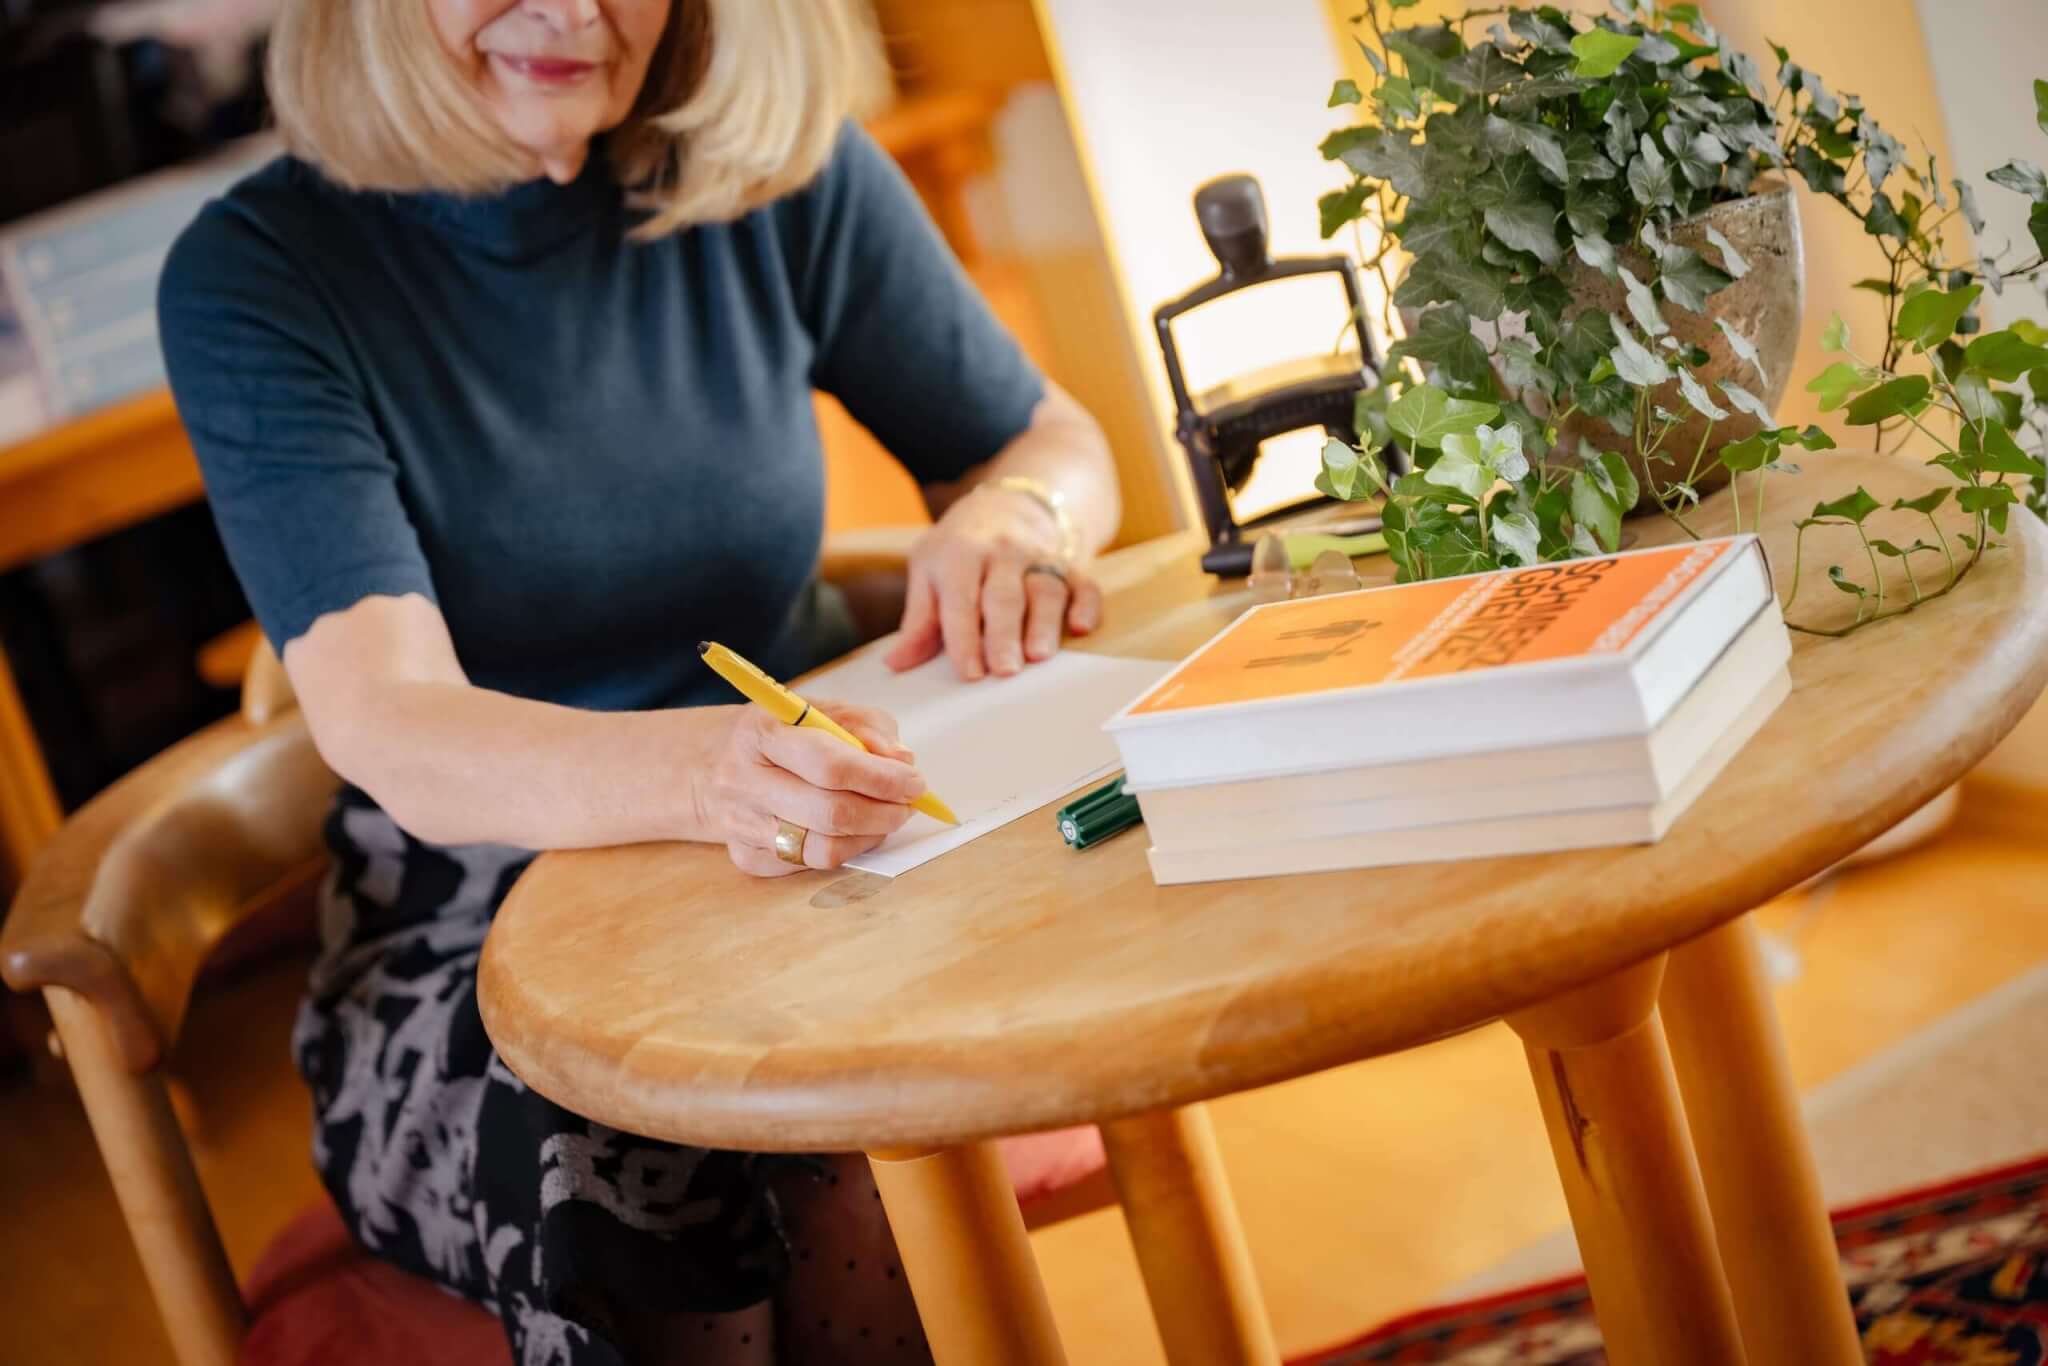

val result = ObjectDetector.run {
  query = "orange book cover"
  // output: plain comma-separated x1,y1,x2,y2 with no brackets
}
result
1121,538,1747,719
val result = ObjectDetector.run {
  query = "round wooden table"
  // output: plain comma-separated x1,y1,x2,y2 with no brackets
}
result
479,454,2048,1366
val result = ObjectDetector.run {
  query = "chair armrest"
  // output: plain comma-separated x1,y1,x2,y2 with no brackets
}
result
1,711,338,1073
820,526,920,645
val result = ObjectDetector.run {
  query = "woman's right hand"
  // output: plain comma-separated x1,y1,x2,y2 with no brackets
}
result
702,701,928,877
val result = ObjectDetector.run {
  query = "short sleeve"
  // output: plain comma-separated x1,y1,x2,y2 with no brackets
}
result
790,123,1046,484
159,196,437,650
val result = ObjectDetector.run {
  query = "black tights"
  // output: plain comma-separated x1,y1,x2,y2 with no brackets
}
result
613,1154,934,1366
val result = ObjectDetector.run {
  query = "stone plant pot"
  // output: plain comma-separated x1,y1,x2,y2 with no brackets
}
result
1562,181,1805,512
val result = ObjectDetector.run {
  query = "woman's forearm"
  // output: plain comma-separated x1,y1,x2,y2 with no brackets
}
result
315,680,732,850
927,384,1122,555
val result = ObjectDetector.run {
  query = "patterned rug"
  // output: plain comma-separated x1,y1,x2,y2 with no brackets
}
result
1296,1154,2048,1365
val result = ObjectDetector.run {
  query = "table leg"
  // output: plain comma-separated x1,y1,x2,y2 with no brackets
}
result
1506,954,1746,1366
1099,1105,1279,1366
867,1143,1068,1366
1661,915,1863,1366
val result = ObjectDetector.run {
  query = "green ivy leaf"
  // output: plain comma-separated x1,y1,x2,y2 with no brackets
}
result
1317,436,1389,502
1329,78,1363,107
1958,422,2048,478
1896,285,1982,351
1394,251,1511,321
1870,538,1938,558
1827,565,1869,598
1496,338,1558,394
1574,234,1619,277
1859,115,1906,192
1964,330,2048,382
1556,311,1617,384
1843,375,1932,425
1386,24,1465,99
1318,184,1369,239
1374,76,1424,121
1790,424,1838,450
1333,128,1431,198
1851,277,1900,297
1665,124,1731,189
1955,179,1987,234
1821,313,1849,353
1719,381,1775,424
1627,133,1677,209
2036,78,2048,134
1493,509,1542,566
1570,461,1624,551
1703,225,1750,279
1608,314,1673,386
1892,487,1950,515
1676,368,1730,420
1716,318,1767,385
1957,481,2018,534
1618,263,1669,336
1570,29,1642,79
1810,487,1881,523
1954,373,2003,425
1387,305,1497,394
1791,145,1847,196
1566,185,1625,239
1413,523,1500,578
1987,159,2048,203
1510,121,1571,183
1504,275,1571,339
1443,42,1522,96
1657,245,1733,312
1864,191,1909,241
1806,360,1876,411
1484,198,1564,267
1385,380,1500,447
1425,447,1492,501
1562,133,1617,184
1719,433,1775,472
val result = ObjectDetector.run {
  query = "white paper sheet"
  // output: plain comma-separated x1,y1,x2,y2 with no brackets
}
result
794,643,1173,877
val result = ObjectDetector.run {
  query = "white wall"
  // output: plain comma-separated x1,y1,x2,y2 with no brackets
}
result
1913,0,2048,329
1033,0,1372,529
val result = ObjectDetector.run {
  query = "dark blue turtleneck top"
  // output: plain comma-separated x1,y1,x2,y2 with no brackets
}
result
158,123,1044,714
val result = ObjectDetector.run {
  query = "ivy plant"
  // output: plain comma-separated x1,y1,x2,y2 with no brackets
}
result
1316,0,2047,637
1721,68,2048,635
1319,0,1790,581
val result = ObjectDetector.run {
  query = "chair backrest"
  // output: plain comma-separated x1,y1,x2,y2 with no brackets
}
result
3,646,334,1070
0,639,337,1366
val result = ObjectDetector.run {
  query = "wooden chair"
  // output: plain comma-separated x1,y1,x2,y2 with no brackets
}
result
0,531,1114,1366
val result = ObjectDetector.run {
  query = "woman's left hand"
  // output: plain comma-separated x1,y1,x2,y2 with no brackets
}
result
882,487,1103,680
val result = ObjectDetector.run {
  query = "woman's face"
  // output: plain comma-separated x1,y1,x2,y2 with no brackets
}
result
429,0,671,182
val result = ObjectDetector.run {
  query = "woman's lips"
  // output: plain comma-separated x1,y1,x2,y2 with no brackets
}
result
494,55,600,85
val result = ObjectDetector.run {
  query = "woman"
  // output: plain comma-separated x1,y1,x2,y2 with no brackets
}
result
157,1,1122,1362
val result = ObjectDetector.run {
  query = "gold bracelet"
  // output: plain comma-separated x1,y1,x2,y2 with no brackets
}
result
983,475,1078,562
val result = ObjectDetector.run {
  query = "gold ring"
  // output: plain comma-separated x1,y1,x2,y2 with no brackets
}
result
773,819,809,866
1023,561,1069,586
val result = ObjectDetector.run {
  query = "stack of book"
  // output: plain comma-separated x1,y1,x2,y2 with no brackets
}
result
1104,535,1790,885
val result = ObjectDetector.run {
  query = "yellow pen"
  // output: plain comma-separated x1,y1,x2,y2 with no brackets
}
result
697,641,959,826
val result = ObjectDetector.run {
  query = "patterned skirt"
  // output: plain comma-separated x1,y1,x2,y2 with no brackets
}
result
293,787,815,1365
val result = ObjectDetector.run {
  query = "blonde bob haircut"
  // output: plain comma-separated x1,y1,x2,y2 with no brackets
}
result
266,0,889,238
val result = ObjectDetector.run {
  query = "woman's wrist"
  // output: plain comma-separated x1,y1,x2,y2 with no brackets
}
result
672,704,745,844
979,476,1078,561
946,481,1070,561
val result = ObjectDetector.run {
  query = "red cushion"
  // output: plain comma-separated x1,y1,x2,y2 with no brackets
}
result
999,1125,1109,1205
238,1128,1104,1365
240,1202,509,1366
